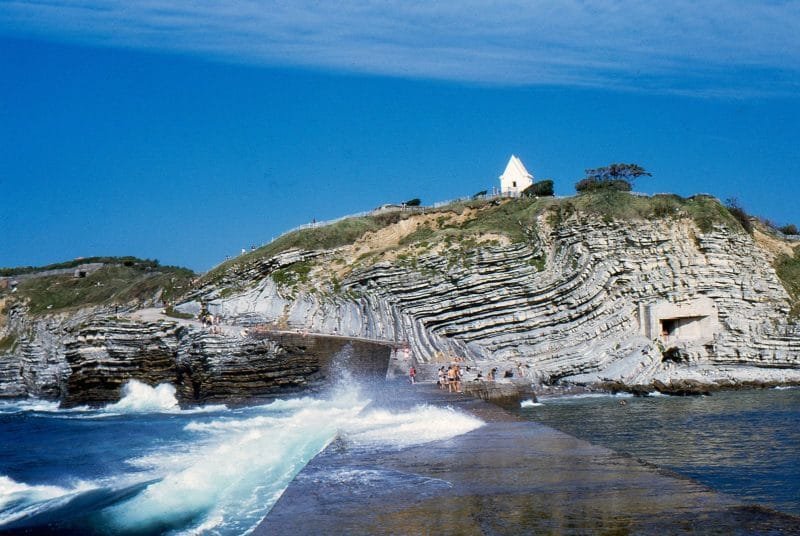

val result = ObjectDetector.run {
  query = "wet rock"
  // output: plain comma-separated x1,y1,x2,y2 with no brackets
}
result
462,380,530,409
653,379,712,396
62,319,183,407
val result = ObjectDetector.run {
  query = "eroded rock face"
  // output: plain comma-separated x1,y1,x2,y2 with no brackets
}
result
0,306,98,399
205,217,800,392
62,320,184,407
175,332,390,405
1,312,391,406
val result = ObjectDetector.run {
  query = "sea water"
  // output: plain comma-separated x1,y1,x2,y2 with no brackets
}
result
517,387,800,516
0,379,482,534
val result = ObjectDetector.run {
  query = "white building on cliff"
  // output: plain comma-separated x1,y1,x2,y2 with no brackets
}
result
499,155,534,196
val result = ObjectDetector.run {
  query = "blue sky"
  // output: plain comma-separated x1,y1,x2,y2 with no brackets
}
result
1,1,798,271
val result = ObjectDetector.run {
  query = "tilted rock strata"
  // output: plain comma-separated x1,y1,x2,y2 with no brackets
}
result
63,320,184,407
0,306,103,399
2,214,798,400
1,313,391,406
206,216,800,392
175,332,390,405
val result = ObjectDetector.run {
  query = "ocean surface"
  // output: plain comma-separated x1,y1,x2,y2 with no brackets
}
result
0,377,482,535
517,387,800,516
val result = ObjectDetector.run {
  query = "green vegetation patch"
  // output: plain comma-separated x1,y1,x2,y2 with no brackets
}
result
398,225,435,246
0,256,163,277
775,245,800,318
13,263,195,315
270,260,313,288
164,306,194,320
0,334,17,353
457,198,550,242
203,213,414,284
557,191,743,233
398,197,552,251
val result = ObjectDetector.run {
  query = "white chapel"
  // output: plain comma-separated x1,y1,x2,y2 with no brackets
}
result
499,155,534,196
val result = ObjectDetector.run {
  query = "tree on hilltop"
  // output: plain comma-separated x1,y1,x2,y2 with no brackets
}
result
576,163,652,193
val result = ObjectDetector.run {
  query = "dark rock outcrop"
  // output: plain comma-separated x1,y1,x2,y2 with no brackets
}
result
62,320,185,407
2,307,393,407
175,332,391,405
462,380,534,409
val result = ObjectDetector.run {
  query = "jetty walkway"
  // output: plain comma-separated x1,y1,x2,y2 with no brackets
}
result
258,383,800,535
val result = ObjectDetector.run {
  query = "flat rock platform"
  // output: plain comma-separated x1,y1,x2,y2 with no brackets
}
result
257,383,799,535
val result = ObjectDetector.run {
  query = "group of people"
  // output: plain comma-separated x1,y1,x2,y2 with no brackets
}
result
200,313,224,334
437,364,463,393
408,361,526,391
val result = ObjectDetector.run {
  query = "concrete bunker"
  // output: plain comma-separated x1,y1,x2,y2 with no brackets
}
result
639,297,719,345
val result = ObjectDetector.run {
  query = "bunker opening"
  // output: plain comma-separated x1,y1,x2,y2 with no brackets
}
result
659,316,708,339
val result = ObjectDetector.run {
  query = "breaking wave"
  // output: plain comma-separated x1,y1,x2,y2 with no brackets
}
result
0,378,483,534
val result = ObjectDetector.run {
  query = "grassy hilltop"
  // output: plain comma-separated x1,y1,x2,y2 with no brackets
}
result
0,257,195,316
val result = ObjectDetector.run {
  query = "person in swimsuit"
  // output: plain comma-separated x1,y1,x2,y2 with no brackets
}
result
447,366,457,393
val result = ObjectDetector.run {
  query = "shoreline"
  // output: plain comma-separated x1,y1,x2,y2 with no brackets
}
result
2,377,799,408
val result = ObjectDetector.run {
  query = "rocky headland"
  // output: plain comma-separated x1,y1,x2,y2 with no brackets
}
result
1,192,799,405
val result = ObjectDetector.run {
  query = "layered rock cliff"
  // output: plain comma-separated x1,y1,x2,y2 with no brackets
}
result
190,194,800,393
0,308,390,406
2,193,799,401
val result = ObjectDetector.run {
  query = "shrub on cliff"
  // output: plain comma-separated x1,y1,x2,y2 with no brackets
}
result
575,178,632,193
0,334,17,353
724,198,753,234
575,163,651,194
523,180,554,197
780,224,799,236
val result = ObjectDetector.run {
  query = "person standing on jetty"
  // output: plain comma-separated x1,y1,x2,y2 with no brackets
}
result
447,365,463,393
409,366,416,385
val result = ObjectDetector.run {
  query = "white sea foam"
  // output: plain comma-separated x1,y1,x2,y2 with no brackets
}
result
183,414,281,433
0,368,484,535
0,475,96,526
103,380,179,412
103,383,483,535
104,387,369,534
97,380,227,415
548,392,635,402
0,399,62,414
520,399,543,408
342,404,483,448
